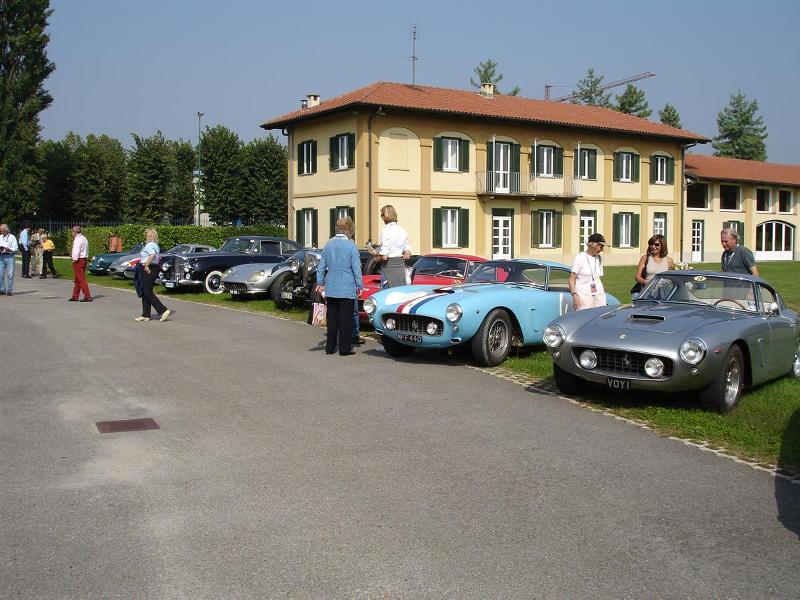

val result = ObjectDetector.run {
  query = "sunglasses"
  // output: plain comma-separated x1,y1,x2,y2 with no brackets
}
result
649,243,662,246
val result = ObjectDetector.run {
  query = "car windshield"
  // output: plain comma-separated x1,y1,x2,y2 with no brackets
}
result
467,262,547,287
127,243,144,253
219,238,253,253
637,273,759,312
412,256,468,278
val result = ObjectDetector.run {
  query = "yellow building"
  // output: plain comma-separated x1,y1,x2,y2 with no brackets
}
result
261,81,709,266
684,154,799,264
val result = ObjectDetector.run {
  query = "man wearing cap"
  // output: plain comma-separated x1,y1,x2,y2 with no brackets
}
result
569,233,607,310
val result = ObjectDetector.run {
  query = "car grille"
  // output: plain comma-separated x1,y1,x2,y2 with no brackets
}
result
225,282,248,292
160,257,179,281
383,313,443,336
302,254,316,287
574,347,674,378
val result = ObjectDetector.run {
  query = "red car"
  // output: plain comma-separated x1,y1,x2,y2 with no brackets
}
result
358,253,486,320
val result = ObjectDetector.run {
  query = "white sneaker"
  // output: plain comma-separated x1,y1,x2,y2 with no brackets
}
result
134,316,150,322
159,309,171,322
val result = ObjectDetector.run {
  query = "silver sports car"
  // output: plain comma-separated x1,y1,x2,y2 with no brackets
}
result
543,271,800,413
221,260,286,297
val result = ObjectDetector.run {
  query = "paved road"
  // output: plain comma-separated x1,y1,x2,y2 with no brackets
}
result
1,276,798,599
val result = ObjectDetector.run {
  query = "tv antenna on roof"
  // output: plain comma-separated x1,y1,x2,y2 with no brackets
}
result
400,25,420,86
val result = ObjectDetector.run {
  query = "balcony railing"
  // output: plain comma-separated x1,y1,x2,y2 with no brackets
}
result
476,172,582,198
477,171,521,194
528,174,582,198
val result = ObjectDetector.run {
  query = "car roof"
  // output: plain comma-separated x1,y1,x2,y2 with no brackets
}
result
419,253,486,262
483,258,571,270
656,270,772,286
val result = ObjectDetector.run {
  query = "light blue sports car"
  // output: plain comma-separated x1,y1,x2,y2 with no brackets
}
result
363,259,620,367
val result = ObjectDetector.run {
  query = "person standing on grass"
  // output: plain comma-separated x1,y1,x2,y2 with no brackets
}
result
68,225,92,302
40,234,58,278
134,228,170,322
0,223,18,296
569,233,607,310
18,221,31,279
720,227,759,276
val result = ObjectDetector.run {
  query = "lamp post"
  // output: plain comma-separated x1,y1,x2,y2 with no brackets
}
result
196,111,204,225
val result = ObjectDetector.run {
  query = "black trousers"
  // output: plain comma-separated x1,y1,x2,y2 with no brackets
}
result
41,251,57,277
141,267,167,318
325,297,354,355
20,248,30,276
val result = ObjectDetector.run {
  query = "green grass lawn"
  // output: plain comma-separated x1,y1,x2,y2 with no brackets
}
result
54,257,800,472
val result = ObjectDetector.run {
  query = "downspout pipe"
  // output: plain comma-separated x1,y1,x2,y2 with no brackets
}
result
680,142,698,263
367,107,385,243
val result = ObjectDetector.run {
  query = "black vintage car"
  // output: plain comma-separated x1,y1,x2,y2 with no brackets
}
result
157,236,302,294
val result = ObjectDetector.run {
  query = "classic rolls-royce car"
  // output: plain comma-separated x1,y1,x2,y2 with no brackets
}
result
88,244,144,275
364,259,620,367
108,244,217,279
543,271,800,413
157,236,301,294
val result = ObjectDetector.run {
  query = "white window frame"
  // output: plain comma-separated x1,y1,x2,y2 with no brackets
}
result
337,135,349,170
442,138,460,172
579,212,595,250
653,156,668,184
578,149,595,180
756,188,772,213
719,185,740,211
442,208,459,248
300,141,313,175
619,213,632,248
303,209,314,247
691,220,704,262
539,146,555,178
653,213,666,237
539,210,554,248
619,153,633,182
779,190,794,214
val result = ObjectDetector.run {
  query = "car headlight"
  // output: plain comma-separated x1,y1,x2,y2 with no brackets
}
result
579,349,598,369
248,270,266,283
363,297,377,315
290,260,300,273
90,255,96,261
385,317,396,331
543,325,565,348
121,261,130,267
307,257,319,270
644,357,665,378
426,322,438,335
224,268,233,275
445,303,463,323
679,339,707,365
161,263,169,271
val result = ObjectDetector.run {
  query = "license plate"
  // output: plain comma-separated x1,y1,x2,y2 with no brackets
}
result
281,291,293,299
606,377,631,390
399,334,422,343
165,282,175,289
231,290,239,295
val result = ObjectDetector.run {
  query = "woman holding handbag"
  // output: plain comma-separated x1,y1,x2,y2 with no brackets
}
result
316,218,363,356
632,234,674,297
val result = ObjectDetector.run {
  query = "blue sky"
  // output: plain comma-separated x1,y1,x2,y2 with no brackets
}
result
42,0,799,162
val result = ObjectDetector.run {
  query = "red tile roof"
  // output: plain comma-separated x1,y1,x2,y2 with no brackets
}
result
262,81,708,142
685,154,800,187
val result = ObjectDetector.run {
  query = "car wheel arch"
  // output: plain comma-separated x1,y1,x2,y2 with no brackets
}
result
732,339,754,389
487,304,524,347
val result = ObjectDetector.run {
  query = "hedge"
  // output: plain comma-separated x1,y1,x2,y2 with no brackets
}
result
49,224,288,256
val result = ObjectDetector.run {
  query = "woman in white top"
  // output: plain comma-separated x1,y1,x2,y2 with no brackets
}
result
366,204,410,288
569,233,607,310
633,234,674,294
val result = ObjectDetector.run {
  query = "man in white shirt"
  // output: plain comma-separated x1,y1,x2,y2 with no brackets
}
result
69,225,92,302
0,223,19,296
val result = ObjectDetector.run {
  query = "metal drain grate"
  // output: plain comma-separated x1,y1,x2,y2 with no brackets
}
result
96,418,159,434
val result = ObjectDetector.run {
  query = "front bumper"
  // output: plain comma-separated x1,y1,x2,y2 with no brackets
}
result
223,280,270,295
372,312,463,349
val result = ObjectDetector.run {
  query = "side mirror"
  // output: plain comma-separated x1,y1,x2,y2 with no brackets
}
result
767,302,780,316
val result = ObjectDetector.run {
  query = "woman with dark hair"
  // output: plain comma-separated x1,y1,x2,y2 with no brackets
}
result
633,234,674,295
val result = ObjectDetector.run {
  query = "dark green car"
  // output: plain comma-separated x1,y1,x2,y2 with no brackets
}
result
88,243,144,275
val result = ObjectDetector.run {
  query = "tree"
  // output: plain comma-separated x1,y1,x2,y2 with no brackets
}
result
165,139,196,222
0,0,56,221
658,103,682,128
570,68,611,107
712,92,768,161
37,132,80,220
470,59,520,96
125,132,170,222
241,135,288,226
71,134,127,221
198,125,246,223
613,84,652,118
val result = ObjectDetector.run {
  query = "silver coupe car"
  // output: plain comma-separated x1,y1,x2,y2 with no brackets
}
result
221,259,287,297
543,271,800,413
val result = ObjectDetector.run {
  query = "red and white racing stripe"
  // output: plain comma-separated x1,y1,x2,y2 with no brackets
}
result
396,292,447,314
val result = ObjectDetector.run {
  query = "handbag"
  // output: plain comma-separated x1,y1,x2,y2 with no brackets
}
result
311,302,327,327
630,262,648,295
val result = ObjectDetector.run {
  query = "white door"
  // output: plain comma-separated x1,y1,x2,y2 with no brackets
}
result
492,214,512,259
691,220,704,263
493,142,511,193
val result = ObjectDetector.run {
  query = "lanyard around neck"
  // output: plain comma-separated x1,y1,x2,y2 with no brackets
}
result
585,253,597,282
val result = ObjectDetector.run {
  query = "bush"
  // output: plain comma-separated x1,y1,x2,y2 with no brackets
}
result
50,224,288,256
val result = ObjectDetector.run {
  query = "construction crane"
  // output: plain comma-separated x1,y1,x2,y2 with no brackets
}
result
545,71,655,102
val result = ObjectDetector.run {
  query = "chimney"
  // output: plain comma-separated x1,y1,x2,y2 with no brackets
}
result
306,93,321,108
480,82,495,98
300,98,308,109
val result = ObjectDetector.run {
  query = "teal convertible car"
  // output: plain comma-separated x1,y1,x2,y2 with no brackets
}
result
363,259,620,367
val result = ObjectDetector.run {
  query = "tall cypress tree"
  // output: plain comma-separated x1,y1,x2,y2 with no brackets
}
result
0,0,56,221
242,135,287,226
199,125,245,224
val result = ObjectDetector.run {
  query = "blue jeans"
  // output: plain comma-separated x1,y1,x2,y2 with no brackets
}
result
0,254,14,292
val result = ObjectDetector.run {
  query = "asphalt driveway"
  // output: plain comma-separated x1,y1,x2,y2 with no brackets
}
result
1,276,798,599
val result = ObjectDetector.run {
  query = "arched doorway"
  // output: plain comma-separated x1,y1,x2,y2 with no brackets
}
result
755,221,794,261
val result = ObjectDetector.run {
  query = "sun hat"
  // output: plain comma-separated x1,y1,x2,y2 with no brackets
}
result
587,233,606,245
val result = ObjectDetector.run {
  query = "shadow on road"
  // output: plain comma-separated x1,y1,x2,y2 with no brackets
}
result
775,406,800,538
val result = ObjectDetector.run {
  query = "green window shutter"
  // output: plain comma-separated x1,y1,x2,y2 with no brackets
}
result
631,213,640,248
536,146,544,175
531,210,540,247
347,133,355,168
666,157,675,185
632,154,640,182
573,148,579,177
329,136,337,171
311,209,318,247
588,150,597,179
613,152,621,181
511,143,520,192
347,206,355,224
738,221,745,246
295,210,303,244
311,140,317,173
459,139,470,172
485,141,494,189
650,156,657,184
554,211,563,248
433,137,443,171
297,144,303,175
458,208,469,248
612,213,621,247
554,147,564,177
329,208,336,238
432,208,443,247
